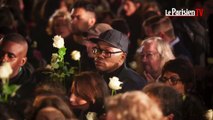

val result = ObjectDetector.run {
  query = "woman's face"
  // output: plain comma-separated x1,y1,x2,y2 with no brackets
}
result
161,71,185,95
123,0,137,16
69,93,87,107
53,17,71,38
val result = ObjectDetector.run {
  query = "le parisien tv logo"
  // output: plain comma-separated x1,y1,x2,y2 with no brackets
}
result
165,8,204,17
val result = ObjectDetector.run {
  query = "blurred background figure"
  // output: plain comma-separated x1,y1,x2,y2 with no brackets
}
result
70,0,96,38
31,95,76,120
111,18,130,37
105,91,166,120
44,9,72,62
143,83,182,120
46,9,72,38
143,15,193,63
121,0,144,64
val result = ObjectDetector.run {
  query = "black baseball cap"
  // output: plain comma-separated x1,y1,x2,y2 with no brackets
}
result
90,29,129,53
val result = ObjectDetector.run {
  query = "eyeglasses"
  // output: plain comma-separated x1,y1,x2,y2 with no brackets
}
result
92,47,123,58
159,76,181,85
140,52,159,60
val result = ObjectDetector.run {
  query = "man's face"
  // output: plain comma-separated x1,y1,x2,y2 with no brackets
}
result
70,8,95,34
0,41,27,78
144,26,156,37
123,0,137,16
94,41,125,73
140,42,161,76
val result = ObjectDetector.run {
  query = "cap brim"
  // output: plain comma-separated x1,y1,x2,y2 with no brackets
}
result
88,37,100,43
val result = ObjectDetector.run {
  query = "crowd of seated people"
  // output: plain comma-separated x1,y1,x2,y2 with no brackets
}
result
0,0,212,120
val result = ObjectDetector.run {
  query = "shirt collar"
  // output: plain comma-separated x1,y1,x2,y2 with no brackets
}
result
170,37,180,47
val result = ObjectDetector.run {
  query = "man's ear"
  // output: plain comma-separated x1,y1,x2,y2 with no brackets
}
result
120,52,127,61
167,113,174,120
135,3,141,9
88,17,96,27
20,57,27,66
158,32,165,39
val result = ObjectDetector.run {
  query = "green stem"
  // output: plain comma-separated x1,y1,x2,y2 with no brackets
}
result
4,94,8,102
111,90,117,96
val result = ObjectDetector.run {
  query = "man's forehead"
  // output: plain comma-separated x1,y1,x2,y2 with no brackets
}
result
142,42,158,51
1,41,27,52
71,7,88,15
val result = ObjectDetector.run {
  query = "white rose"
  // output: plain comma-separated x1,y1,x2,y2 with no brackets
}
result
51,53,58,63
53,35,64,48
206,109,213,120
86,112,97,120
129,61,137,69
71,50,81,61
109,76,123,90
0,62,13,79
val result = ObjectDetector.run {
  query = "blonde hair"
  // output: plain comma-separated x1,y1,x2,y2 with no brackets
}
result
105,91,166,120
46,9,71,35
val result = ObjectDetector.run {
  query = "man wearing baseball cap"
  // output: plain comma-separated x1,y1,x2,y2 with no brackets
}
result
91,29,147,93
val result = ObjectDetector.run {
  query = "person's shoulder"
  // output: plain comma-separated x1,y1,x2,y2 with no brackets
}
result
120,67,147,85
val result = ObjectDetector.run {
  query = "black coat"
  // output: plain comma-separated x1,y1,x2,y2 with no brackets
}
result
103,64,147,93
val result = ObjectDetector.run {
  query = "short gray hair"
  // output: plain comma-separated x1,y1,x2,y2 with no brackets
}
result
138,37,175,68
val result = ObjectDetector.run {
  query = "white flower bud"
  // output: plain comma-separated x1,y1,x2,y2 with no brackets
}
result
109,76,123,90
51,53,59,63
86,112,97,120
0,62,13,79
53,35,64,48
129,61,137,69
71,50,81,61
206,109,213,120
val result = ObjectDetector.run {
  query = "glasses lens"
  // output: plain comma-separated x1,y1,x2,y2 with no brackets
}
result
170,77,179,85
92,47,98,54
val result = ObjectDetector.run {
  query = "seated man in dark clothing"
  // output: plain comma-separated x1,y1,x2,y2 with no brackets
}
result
90,29,147,93
0,33,35,118
143,15,193,62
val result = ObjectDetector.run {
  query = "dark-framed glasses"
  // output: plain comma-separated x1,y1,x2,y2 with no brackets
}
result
159,76,181,85
92,47,123,58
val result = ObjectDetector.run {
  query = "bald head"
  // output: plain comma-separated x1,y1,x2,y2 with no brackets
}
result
1,33,28,57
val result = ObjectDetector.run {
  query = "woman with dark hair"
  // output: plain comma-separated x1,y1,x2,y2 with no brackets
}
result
69,71,109,120
160,58,207,120
30,95,76,120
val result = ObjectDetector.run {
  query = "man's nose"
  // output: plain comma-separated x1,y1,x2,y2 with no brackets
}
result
141,55,148,62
